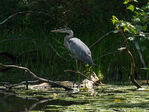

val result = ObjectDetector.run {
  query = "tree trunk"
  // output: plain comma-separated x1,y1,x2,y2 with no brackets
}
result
119,28,141,88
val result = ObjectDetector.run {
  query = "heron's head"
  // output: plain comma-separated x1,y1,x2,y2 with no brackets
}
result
51,28,73,35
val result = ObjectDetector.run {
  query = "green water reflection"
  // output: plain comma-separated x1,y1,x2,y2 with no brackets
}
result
0,85,149,112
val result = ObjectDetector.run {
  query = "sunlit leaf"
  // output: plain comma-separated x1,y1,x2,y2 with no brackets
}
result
114,99,121,102
85,64,89,67
113,30,119,33
133,0,138,2
117,47,126,51
127,4,135,12
123,0,129,4
128,37,135,41
124,0,138,4
146,89,149,92
124,27,128,32
53,93,57,99
133,17,141,22
121,21,126,27
112,16,119,25
139,32,145,37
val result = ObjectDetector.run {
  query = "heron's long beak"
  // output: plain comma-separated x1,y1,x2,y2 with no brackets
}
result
51,30,60,32
51,29,67,33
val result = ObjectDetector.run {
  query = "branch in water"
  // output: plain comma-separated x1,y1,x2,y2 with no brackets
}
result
0,63,73,90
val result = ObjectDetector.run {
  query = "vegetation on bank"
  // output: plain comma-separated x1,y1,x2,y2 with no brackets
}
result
0,0,148,83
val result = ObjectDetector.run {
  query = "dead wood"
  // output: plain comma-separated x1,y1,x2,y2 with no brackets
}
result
0,63,73,90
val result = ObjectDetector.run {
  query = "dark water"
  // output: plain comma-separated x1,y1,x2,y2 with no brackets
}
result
0,85,149,112
0,91,89,112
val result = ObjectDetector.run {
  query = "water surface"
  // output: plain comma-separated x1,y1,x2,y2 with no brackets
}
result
0,84,149,112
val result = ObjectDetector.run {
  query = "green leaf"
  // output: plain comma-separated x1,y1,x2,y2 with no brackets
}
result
112,16,119,24
127,4,135,12
124,27,128,32
124,0,138,4
133,17,140,23
123,0,129,4
131,27,137,33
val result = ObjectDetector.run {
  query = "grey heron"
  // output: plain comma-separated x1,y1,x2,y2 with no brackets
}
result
51,28,93,66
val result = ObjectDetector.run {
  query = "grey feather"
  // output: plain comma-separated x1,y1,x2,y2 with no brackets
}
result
51,28,93,66
68,38,93,66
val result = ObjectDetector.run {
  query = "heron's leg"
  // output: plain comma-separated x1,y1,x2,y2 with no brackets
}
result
75,59,78,70
78,61,83,73
75,59,80,82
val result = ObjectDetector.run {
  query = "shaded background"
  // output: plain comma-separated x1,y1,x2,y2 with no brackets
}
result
0,0,148,83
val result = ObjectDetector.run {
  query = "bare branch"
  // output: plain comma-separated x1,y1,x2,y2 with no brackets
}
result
0,63,73,90
100,50,119,58
3,80,39,89
0,11,50,25
89,30,115,49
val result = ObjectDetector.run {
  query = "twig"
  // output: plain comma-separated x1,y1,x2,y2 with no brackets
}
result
89,30,115,48
100,50,119,58
64,70,99,85
3,80,39,89
0,63,73,90
0,11,50,25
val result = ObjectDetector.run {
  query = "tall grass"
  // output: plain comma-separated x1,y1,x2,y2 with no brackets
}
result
0,28,148,83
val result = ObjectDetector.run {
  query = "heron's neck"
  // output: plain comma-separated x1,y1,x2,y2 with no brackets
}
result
64,30,74,49
67,30,73,38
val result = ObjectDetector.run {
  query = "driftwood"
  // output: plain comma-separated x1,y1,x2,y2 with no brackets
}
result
0,63,73,90
29,71,100,91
